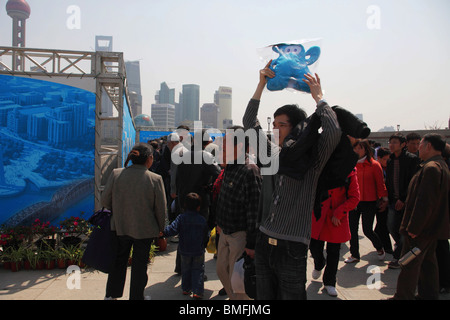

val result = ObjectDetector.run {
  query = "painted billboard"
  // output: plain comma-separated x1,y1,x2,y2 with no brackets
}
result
0,74,95,227
122,96,136,167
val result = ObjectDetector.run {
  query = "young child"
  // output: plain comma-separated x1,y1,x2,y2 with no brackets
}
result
162,193,209,299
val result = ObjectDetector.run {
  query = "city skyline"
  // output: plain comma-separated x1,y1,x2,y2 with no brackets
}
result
1,1,449,132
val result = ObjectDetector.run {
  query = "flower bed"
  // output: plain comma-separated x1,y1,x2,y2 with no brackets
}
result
0,215,159,272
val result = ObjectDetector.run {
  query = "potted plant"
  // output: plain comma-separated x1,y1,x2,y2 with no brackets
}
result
8,245,25,272
76,247,86,268
55,247,68,269
23,247,37,270
35,250,45,270
42,248,57,270
1,247,11,270
0,226,29,251
61,245,79,266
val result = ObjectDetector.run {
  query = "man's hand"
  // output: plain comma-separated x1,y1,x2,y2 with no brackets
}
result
245,248,255,259
395,199,405,211
303,73,323,104
378,199,388,212
253,60,275,101
260,60,275,84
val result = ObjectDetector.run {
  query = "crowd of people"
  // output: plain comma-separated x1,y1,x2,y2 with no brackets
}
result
99,62,450,300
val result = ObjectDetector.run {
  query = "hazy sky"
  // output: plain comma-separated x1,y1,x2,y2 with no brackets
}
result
1,0,449,132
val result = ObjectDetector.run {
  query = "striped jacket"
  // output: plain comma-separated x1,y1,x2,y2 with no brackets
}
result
243,99,341,245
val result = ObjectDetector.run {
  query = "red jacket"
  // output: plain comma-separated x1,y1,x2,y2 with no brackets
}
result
311,168,360,243
356,158,387,202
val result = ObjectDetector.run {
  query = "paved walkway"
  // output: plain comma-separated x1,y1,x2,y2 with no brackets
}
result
0,233,449,301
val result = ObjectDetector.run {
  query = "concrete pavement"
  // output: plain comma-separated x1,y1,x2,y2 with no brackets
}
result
0,233,449,301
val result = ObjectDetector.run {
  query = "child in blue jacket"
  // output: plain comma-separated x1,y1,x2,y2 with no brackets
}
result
163,193,209,299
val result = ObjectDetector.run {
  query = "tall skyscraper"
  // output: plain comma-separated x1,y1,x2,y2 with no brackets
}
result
181,84,200,123
95,35,113,52
215,87,232,129
6,0,31,71
155,82,183,126
155,82,175,105
201,103,219,128
125,60,142,118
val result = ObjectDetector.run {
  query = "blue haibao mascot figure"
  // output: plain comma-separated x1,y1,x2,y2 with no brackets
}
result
267,43,321,93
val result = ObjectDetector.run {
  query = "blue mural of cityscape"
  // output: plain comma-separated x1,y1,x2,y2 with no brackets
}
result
122,97,136,167
0,74,96,227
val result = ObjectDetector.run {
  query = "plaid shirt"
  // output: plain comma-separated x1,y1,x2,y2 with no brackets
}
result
216,157,262,249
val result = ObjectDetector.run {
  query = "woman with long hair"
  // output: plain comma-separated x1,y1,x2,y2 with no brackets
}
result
345,139,388,263
102,143,167,300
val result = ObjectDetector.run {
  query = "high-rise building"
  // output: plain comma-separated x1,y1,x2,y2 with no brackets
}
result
155,82,175,105
201,103,219,128
125,60,142,118
151,104,175,129
95,35,113,52
180,84,200,123
6,0,31,71
215,87,232,129
155,82,182,127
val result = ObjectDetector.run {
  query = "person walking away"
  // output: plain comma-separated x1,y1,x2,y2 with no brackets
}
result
391,134,449,300
102,143,167,300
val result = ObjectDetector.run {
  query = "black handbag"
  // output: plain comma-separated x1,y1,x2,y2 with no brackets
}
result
243,253,256,299
82,208,115,273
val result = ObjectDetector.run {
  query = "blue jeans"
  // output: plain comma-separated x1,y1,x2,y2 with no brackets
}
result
180,254,205,295
387,205,404,260
255,232,308,300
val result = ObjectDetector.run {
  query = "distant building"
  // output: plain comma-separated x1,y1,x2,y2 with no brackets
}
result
223,119,233,129
151,104,175,129
180,84,200,123
134,114,155,128
125,61,142,118
201,103,219,128
155,82,182,127
215,86,232,129
155,82,176,105
378,126,396,132
6,0,31,71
